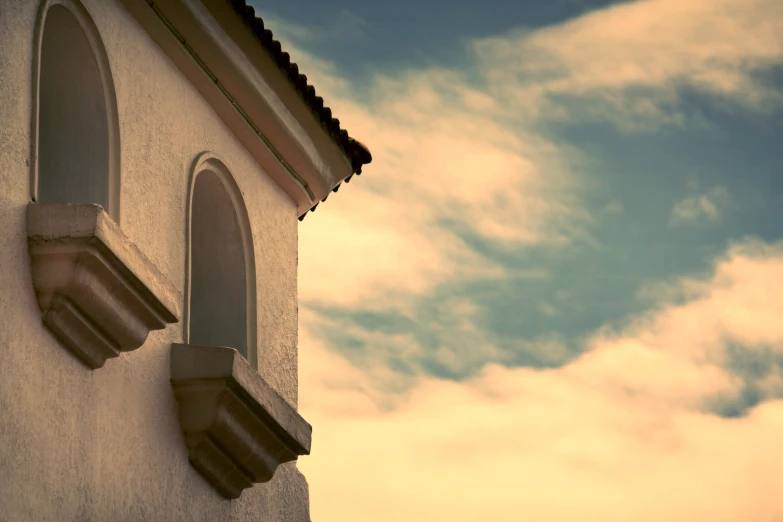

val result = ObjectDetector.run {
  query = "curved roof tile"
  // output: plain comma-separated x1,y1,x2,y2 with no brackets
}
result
226,0,373,220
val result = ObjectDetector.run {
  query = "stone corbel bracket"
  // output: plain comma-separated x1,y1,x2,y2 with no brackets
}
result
170,344,312,499
27,203,181,369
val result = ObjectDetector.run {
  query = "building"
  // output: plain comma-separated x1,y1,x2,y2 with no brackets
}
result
0,0,372,520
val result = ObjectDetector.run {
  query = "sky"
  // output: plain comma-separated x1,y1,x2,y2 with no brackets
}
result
250,0,783,520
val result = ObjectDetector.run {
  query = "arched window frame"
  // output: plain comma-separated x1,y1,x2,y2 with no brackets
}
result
184,153,259,368
25,0,180,370
29,0,121,222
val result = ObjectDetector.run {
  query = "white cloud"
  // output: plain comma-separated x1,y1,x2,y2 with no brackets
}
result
299,239,783,522
474,0,783,126
670,185,731,225
297,66,589,306
280,0,782,307
280,0,783,519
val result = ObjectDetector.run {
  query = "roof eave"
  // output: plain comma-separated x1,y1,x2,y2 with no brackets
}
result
120,0,372,216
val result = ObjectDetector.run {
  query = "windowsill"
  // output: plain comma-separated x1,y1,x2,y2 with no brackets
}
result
26,203,181,368
170,343,312,499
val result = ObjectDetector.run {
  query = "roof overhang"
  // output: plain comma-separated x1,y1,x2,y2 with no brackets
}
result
119,0,369,217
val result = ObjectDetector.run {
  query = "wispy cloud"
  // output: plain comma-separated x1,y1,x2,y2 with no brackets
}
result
602,200,625,215
474,0,783,127
670,185,731,225
296,66,590,306
277,0,782,307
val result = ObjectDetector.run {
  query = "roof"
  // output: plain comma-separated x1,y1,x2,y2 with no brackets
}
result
226,0,373,220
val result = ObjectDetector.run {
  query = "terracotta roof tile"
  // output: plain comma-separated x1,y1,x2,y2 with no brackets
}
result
226,0,372,220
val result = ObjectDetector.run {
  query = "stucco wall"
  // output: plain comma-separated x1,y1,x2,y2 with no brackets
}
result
0,0,310,520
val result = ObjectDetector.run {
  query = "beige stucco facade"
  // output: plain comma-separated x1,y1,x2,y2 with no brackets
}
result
0,0,358,519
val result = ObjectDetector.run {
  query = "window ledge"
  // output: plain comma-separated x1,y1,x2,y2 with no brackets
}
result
170,343,312,499
27,203,181,369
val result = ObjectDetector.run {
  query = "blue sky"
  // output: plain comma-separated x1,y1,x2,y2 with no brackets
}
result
255,0,617,78
250,0,783,520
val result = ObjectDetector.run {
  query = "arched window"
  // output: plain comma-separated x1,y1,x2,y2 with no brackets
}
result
33,0,120,219
186,155,257,366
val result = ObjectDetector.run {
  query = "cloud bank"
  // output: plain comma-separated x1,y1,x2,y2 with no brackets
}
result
299,239,783,522
256,0,783,520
